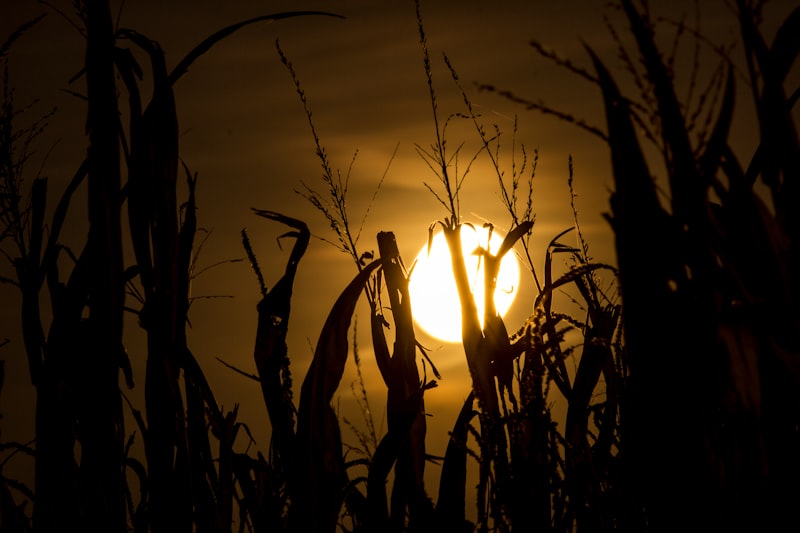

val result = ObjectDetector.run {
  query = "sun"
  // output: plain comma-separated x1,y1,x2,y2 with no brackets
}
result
407,225,521,343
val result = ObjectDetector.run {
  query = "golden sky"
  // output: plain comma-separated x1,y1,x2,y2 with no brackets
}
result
1,0,797,506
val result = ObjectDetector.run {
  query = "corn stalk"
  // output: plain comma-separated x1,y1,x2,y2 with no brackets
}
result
82,1,127,529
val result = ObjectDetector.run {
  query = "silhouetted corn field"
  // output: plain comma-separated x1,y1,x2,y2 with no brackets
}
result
0,0,797,532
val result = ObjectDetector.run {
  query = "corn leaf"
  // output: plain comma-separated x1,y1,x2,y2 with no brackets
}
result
0,14,45,59
167,12,344,86
620,0,702,230
250,210,309,471
698,69,735,186
292,259,381,533
435,392,476,527
769,7,800,85
365,390,422,530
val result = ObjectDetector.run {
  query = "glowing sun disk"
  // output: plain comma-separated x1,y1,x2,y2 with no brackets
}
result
407,226,520,343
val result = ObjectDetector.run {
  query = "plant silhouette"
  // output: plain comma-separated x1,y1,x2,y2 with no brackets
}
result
0,0,797,532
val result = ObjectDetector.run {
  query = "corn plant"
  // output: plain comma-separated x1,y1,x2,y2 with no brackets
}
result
412,2,625,531
1,4,341,532
114,10,342,533
485,0,799,529
4,0,795,532
589,1,799,529
1,12,92,532
274,37,442,533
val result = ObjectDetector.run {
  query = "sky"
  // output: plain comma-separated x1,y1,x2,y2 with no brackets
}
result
1,0,797,513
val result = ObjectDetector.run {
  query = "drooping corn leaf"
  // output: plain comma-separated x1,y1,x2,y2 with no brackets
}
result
0,14,45,59
167,12,344,86
250,210,309,471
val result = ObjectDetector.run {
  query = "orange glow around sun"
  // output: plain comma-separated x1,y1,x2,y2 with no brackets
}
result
407,225,520,343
